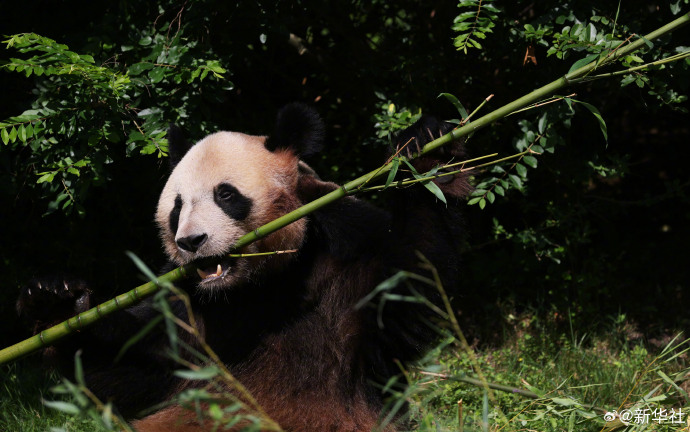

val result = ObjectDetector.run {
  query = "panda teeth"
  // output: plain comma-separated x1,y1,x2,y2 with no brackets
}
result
196,264,224,280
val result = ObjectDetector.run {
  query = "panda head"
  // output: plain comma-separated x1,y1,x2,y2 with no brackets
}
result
156,104,324,291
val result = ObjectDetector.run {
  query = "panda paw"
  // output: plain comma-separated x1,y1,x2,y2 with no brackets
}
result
393,116,456,160
16,277,92,332
392,116,471,198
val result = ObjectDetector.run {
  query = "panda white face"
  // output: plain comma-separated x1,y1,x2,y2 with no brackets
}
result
156,131,307,291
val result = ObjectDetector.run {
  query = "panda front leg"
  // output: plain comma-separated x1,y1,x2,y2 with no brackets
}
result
16,276,184,416
16,277,93,364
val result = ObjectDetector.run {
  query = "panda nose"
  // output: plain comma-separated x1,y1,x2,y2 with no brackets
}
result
176,234,208,252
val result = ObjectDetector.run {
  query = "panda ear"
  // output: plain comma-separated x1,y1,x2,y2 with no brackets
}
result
266,103,325,157
167,124,192,169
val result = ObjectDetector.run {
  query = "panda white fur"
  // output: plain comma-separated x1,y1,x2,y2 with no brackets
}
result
157,130,308,290
17,103,470,431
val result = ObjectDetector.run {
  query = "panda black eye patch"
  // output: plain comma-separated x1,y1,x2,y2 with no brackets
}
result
169,195,183,234
214,183,252,221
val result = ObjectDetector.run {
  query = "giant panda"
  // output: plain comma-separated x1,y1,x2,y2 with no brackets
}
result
17,104,470,431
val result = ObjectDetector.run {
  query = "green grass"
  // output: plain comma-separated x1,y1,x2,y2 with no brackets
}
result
400,313,689,432
2,314,687,432
1,360,103,432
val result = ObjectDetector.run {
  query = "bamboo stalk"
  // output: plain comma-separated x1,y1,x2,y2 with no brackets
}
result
0,264,194,363
0,12,688,365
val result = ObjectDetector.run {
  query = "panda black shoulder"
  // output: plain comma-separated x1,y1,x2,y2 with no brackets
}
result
266,103,325,157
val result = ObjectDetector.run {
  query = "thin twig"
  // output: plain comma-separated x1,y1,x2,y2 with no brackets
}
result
460,94,494,126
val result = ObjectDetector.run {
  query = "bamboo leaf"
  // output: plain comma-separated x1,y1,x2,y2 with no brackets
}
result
551,397,581,407
114,315,164,363
384,158,400,189
572,99,608,142
402,160,447,205
422,180,447,205
439,93,469,119
657,370,690,402
174,366,220,380
74,350,85,384
538,113,548,134
42,400,81,415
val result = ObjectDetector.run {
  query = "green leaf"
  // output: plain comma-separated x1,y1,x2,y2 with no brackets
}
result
148,67,166,84
355,271,410,310
18,124,27,142
515,163,527,177
128,62,154,76
537,112,548,134
42,400,81,415
468,197,483,205
114,315,164,363
636,34,654,49
573,99,608,142
402,160,447,205
657,370,690,401
551,397,581,407
438,93,469,119
126,251,159,283
74,351,85,385
37,172,56,184
509,174,523,190
422,180,447,205
523,155,538,168
478,197,486,209
670,1,682,15
1,128,8,145
9,126,17,142
384,158,400,189
567,53,600,75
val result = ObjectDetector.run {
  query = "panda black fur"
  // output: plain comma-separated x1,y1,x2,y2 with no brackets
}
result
17,104,470,431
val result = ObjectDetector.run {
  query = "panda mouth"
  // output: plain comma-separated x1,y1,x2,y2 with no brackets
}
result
196,264,225,280
195,260,232,282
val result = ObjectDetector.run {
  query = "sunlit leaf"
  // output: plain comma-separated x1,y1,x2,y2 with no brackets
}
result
42,400,80,415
